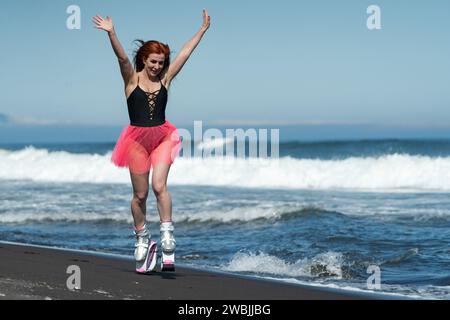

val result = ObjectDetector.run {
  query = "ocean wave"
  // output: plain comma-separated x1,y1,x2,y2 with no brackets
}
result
196,137,234,150
1,146,450,191
380,248,420,266
0,203,334,224
0,211,133,224
221,250,450,299
175,205,336,224
223,251,344,279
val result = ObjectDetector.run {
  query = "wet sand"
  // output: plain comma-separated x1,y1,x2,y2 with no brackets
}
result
0,242,397,300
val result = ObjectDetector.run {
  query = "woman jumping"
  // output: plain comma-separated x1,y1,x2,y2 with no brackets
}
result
92,9,210,272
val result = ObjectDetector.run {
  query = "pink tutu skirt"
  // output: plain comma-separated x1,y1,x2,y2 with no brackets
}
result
111,120,182,174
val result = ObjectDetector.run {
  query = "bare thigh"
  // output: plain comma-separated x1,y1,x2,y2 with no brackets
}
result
151,163,171,194
128,140,152,174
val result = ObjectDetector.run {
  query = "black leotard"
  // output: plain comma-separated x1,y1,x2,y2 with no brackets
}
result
127,75,168,127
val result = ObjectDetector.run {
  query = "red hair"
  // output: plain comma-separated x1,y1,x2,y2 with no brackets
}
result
132,40,171,72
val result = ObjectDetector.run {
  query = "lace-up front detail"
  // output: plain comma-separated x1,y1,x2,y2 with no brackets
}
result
144,89,160,120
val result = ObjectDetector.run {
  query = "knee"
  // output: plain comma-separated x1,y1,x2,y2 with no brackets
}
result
132,191,148,204
152,182,167,197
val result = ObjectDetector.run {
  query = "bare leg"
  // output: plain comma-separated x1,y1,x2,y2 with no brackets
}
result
130,170,150,228
151,163,172,222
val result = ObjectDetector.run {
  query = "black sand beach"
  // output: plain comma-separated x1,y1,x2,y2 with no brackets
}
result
0,242,399,300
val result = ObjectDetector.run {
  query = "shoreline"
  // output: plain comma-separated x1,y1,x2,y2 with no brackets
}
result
0,241,406,300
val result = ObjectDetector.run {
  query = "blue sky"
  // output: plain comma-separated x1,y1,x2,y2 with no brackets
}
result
1,0,450,127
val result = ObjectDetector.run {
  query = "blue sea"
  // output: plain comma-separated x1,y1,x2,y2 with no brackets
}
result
1,138,450,299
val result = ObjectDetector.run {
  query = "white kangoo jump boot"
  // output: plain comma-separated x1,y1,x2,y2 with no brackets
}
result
134,224,157,274
160,221,176,271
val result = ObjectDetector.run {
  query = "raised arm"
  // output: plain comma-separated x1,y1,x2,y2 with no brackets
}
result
165,9,211,86
92,15,134,86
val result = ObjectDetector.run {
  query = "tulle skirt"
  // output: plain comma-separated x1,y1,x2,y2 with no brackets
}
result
111,120,182,174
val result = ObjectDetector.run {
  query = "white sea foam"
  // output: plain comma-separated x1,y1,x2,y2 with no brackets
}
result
196,137,234,150
0,211,133,224
0,201,314,224
222,251,449,299
175,202,305,223
1,147,450,191
224,251,344,279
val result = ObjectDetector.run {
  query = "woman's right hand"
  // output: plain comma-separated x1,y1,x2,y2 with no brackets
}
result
92,15,114,33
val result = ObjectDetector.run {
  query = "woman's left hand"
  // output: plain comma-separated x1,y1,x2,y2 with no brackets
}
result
200,8,211,31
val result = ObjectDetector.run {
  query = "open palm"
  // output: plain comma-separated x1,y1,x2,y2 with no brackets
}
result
92,15,114,32
201,9,211,31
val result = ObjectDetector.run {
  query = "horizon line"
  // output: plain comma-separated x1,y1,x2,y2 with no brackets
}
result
2,114,450,129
